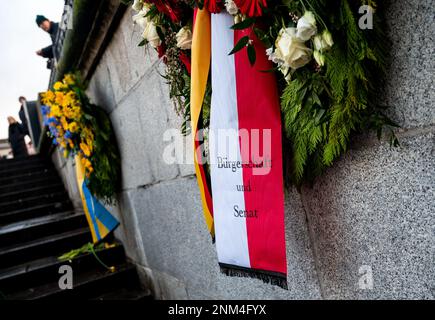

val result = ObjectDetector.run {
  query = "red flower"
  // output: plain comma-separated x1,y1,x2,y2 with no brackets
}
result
234,0,267,17
147,0,183,23
179,52,191,75
202,0,223,13
157,44,167,64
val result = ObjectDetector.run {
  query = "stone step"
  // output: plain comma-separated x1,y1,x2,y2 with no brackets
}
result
91,287,152,301
0,168,58,186
0,211,86,247
0,162,53,177
0,183,65,204
0,155,46,168
0,191,70,214
0,244,126,295
0,202,74,226
0,175,61,194
0,227,91,269
7,263,144,300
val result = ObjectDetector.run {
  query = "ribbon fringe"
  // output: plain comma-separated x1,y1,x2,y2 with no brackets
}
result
219,263,288,290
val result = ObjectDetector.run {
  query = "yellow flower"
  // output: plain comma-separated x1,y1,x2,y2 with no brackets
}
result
62,92,76,108
53,81,67,91
71,106,82,120
60,140,67,149
61,117,69,130
41,91,55,104
86,139,94,152
55,92,66,106
80,142,92,157
50,105,62,117
68,122,79,133
63,150,69,158
81,157,94,177
63,74,75,86
83,126,94,138
68,139,75,149
62,106,72,119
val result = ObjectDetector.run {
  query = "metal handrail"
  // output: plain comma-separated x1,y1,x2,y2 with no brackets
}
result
48,0,74,88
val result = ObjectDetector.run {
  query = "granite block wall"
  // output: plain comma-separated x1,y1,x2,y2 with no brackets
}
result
55,1,433,299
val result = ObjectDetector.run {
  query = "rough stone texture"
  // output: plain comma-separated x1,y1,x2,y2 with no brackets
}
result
52,0,434,300
302,131,435,299
114,190,149,266
86,54,117,115
50,149,82,210
109,89,155,189
380,0,435,129
128,176,320,299
152,269,189,300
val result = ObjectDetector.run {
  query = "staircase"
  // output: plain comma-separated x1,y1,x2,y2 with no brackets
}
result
0,155,150,300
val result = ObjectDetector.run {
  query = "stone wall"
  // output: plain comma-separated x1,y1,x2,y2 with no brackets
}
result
57,1,434,299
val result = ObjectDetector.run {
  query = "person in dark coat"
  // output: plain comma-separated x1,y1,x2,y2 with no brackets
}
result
18,96,30,136
8,117,28,159
35,15,59,59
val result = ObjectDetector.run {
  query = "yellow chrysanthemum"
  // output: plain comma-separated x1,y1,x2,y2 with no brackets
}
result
61,117,69,130
62,106,73,119
68,122,79,133
80,157,94,177
55,92,66,106
68,139,75,149
50,105,62,117
83,126,94,139
71,106,82,120
86,138,94,152
63,74,75,86
41,91,55,105
80,142,92,157
53,81,67,91
61,92,76,108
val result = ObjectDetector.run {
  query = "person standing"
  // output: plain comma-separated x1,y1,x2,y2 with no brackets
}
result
35,15,59,60
8,117,28,159
18,96,29,136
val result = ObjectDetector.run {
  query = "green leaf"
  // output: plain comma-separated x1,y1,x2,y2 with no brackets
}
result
231,18,255,30
229,36,249,55
138,39,147,47
247,44,256,66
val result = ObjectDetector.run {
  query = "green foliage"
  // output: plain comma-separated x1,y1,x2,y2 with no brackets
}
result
130,0,399,187
279,0,399,186
58,242,117,271
72,75,122,204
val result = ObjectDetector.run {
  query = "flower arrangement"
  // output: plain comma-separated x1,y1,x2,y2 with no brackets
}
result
41,74,121,204
126,0,399,185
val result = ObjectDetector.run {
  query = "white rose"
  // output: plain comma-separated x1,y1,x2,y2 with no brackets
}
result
296,11,317,41
313,30,334,52
143,22,161,48
275,27,312,70
225,0,239,15
176,27,192,50
266,47,284,65
132,0,144,12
